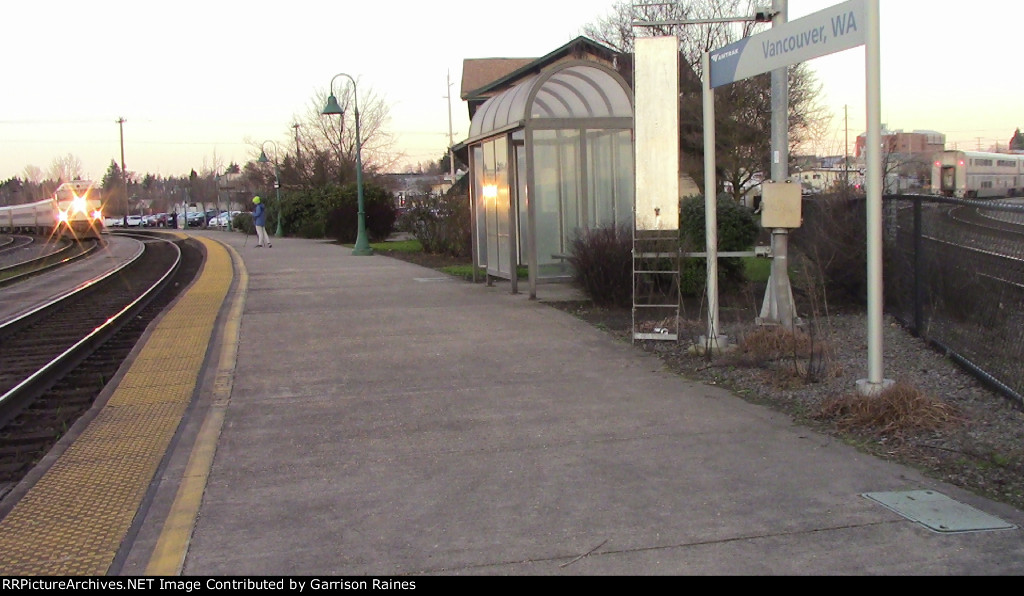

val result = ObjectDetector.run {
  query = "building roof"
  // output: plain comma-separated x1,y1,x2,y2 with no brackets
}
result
460,36,622,121
460,58,536,100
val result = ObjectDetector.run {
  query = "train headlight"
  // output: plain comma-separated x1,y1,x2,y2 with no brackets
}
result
58,210,69,223
72,196,87,214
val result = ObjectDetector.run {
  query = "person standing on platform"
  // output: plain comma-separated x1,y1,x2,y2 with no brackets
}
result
252,195,272,248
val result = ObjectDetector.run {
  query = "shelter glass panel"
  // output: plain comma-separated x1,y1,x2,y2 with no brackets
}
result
472,145,487,268
515,141,528,264
482,137,511,277
495,136,511,277
586,129,634,229
533,129,580,277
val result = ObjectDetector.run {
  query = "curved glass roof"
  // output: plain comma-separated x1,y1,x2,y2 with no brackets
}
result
468,62,632,141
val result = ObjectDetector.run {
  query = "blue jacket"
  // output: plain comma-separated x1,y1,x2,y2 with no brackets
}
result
253,203,266,226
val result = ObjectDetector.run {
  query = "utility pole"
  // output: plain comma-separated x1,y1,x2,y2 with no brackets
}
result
293,123,302,165
445,71,456,183
117,117,128,221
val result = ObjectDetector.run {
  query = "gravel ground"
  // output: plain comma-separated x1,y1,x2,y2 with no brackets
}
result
553,301,1024,513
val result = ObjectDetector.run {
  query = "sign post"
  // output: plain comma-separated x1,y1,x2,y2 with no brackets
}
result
705,0,891,394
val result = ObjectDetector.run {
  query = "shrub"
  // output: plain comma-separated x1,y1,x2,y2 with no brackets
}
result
324,182,397,243
404,176,472,258
567,223,633,308
232,212,253,235
790,194,867,303
281,188,330,239
679,194,760,296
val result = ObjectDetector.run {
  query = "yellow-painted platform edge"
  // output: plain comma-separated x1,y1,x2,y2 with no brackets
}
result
144,240,247,575
0,236,235,576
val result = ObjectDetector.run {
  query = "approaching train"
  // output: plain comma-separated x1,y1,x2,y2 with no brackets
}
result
0,180,105,240
932,150,1024,199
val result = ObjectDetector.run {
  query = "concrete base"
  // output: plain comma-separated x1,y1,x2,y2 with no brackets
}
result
755,317,806,330
856,378,896,397
689,334,734,356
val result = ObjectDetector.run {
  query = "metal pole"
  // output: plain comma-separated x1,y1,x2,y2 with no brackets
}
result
702,51,724,351
349,76,372,256
118,117,128,220
274,163,283,237
760,0,796,330
858,0,891,396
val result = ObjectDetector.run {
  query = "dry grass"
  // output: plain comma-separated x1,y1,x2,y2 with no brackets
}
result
730,325,843,381
815,382,964,443
736,325,814,358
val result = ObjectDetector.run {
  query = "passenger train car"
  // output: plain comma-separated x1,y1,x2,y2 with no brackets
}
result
0,180,105,240
932,150,1024,198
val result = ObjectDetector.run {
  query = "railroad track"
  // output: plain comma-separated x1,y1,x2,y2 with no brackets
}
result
0,233,203,496
0,235,96,287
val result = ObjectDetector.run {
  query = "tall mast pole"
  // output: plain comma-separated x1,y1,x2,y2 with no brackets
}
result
117,117,128,217
446,71,456,182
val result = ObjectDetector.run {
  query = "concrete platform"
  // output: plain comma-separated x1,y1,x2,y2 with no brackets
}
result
4,227,1024,576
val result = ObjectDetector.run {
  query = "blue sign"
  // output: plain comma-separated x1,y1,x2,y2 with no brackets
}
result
710,0,866,88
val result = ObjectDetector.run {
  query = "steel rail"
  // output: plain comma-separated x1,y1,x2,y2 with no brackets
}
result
0,235,181,426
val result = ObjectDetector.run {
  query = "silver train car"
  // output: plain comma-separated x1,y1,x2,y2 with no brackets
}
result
932,150,1024,198
0,180,105,240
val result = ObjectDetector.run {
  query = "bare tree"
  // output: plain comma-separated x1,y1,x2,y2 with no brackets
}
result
292,82,401,186
584,0,829,201
22,165,44,185
47,153,84,183
585,0,755,61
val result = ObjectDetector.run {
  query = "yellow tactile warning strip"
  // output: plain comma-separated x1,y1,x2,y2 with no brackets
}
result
0,235,237,576
145,242,247,575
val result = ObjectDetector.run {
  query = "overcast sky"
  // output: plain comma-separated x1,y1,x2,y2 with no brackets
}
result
1,0,1019,181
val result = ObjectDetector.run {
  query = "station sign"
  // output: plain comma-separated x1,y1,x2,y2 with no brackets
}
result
709,0,866,88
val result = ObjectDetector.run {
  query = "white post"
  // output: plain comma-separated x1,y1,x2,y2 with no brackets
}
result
857,0,893,396
702,51,726,351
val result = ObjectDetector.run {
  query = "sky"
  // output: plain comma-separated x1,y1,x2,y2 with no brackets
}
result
2,0,1020,183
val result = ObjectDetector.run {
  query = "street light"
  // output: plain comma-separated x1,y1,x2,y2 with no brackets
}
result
257,140,284,237
322,72,372,256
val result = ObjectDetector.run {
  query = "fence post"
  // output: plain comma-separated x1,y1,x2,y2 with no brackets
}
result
913,196,923,335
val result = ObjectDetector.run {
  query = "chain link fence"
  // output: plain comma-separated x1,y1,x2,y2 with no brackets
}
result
884,195,1024,405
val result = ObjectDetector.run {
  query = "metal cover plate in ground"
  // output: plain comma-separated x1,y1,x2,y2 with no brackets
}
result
863,490,1017,534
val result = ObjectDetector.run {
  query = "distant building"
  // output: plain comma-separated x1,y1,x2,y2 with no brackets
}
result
794,167,864,194
855,127,945,158
381,171,466,208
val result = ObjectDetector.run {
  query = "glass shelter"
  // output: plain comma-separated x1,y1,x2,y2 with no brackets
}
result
463,60,635,299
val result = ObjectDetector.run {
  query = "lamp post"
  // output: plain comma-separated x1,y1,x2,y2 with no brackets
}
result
322,72,372,256
257,141,284,238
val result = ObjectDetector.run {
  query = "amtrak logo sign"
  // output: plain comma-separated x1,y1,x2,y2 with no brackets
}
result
709,0,866,88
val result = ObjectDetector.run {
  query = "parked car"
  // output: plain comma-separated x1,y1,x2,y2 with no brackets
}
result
125,215,144,227
186,211,206,227
211,210,241,228
144,213,168,227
